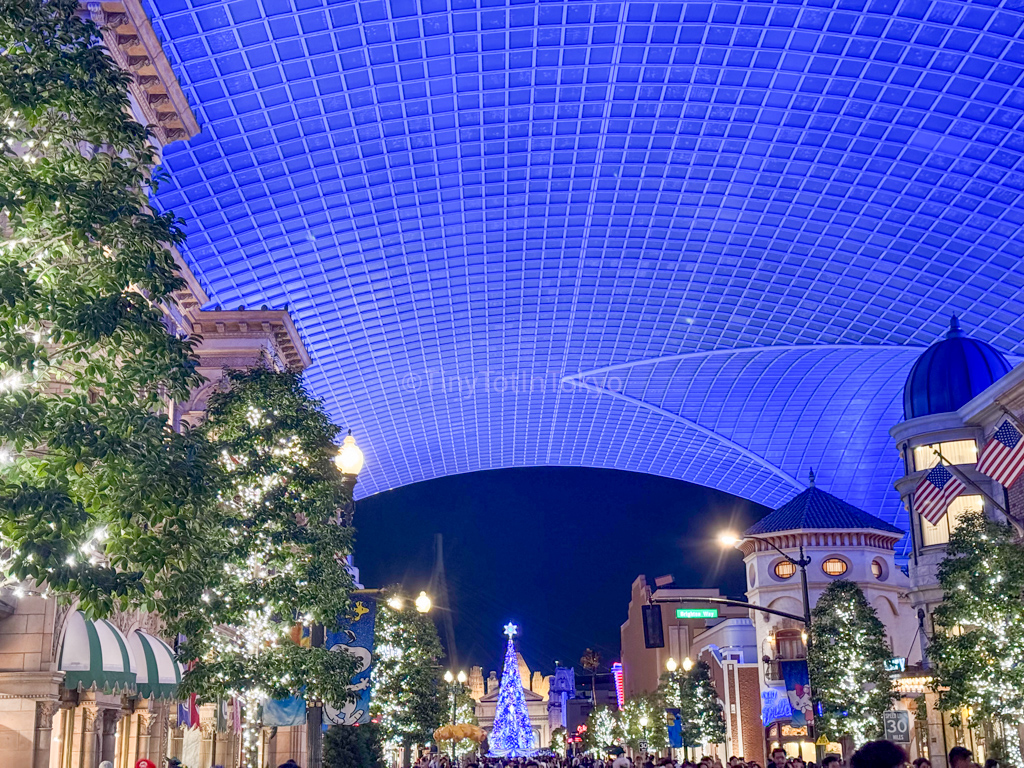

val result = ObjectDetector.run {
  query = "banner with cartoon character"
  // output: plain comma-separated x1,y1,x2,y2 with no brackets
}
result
779,659,813,727
323,597,377,726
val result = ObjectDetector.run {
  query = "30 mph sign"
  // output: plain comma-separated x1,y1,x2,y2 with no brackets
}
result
883,711,911,743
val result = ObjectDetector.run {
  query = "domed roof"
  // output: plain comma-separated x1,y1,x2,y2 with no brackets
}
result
903,316,1011,420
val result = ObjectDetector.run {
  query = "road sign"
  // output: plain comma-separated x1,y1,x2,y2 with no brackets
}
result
882,711,911,743
815,736,829,746
676,608,719,619
639,741,648,753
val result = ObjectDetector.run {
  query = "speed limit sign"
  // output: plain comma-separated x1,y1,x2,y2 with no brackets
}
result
883,711,911,743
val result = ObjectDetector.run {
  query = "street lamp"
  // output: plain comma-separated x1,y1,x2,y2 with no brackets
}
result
718,530,812,628
415,591,432,613
335,430,365,476
638,715,649,755
309,432,365,768
681,657,693,672
445,669,467,762
719,529,818,752
665,657,677,672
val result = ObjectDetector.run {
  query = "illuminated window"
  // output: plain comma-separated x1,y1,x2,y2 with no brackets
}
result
871,559,884,580
913,440,977,471
920,495,982,547
776,629,806,660
774,561,796,579
822,558,848,577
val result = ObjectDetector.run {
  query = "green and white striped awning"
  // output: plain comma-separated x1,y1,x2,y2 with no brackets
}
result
128,629,182,700
59,611,137,694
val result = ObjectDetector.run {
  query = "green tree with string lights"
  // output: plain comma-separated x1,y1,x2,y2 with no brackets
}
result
929,510,1024,768
171,367,358,767
583,705,619,754
0,0,214,614
808,579,895,747
617,694,668,751
370,588,445,753
659,659,726,750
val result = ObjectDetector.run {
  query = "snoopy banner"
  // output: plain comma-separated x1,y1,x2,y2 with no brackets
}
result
324,597,377,726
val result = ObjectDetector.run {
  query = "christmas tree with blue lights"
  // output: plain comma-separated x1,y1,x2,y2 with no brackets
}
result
489,623,535,756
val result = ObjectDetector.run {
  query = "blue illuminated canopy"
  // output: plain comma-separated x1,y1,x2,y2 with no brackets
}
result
145,0,1024,553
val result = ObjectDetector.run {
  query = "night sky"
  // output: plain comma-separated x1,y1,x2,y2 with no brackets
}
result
353,467,771,678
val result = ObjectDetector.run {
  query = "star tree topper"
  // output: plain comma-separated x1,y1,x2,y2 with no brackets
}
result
503,622,518,638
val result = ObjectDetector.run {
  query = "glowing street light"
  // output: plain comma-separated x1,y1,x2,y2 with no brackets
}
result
415,591,432,613
639,715,649,728
718,532,740,547
335,430,365,477
457,670,468,684
665,657,677,672
682,657,693,672
387,595,404,611
444,670,454,683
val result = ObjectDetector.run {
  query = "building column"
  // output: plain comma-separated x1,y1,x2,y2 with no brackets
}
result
81,705,102,768
100,708,120,764
33,699,59,768
137,710,156,765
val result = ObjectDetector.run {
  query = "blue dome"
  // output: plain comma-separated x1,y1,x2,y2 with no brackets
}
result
903,317,1012,420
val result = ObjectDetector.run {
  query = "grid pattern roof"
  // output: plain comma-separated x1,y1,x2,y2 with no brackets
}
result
145,0,1024,553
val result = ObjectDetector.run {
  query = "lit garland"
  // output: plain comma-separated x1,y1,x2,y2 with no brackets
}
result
489,625,535,756
931,511,1024,768
808,580,895,748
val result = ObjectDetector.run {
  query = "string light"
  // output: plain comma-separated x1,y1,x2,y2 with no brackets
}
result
489,625,535,756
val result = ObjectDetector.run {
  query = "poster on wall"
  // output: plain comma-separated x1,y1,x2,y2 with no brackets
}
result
779,660,814,727
323,597,377,726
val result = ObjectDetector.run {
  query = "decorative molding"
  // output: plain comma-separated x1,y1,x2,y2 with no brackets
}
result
34,700,60,730
83,705,101,733
51,601,75,663
83,0,199,145
102,707,121,735
191,309,312,372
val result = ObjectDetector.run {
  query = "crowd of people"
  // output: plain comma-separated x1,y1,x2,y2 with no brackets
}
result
400,742,990,768
271,742,992,768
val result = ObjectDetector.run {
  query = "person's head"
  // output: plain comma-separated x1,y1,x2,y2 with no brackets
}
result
850,740,908,768
823,755,842,768
772,750,788,768
913,759,931,768
984,759,998,768
793,759,805,768
949,748,974,768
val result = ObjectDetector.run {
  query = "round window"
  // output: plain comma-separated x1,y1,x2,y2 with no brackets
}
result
748,565,757,588
774,561,796,579
871,559,888,581
822,557,848,577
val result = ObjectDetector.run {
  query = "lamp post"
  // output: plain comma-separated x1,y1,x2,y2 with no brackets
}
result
718,531,812,627
638,714,649,758
444,670,467,762
719,531,817,752
307,432,365,768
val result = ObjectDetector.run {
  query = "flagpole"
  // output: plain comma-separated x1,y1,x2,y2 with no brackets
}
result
995,400,1024,433
932,449,1024,537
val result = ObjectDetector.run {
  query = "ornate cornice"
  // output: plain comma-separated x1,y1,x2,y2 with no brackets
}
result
84,0,199,145
192,310,312,372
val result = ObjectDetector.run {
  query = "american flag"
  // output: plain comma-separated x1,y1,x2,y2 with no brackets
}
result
914,463,966,525
977,418,1024,488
